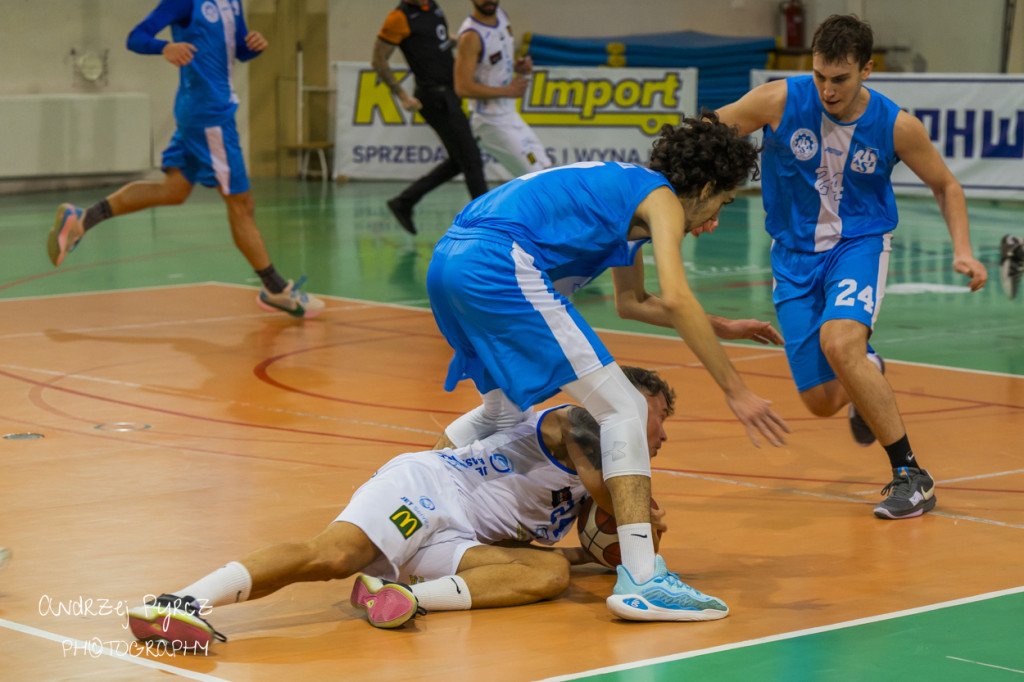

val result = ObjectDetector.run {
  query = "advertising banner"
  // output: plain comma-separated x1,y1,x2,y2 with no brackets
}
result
333,62,698,182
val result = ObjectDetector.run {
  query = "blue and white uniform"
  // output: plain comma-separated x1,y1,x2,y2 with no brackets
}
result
127,0,261,194
427,161,670,409
761,75,902,391
336,407,588,584
457,9,551,176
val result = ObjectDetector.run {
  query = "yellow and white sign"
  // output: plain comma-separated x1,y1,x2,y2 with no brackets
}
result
333,62,697,181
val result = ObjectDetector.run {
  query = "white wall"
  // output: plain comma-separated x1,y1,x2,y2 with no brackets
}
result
328,0,1011,74
0,0,248,179
0,0,1015,183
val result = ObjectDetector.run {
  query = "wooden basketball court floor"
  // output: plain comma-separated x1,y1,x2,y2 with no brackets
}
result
0,179,1022,681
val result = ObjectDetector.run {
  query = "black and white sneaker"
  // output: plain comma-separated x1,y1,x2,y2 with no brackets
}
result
873,466,937,519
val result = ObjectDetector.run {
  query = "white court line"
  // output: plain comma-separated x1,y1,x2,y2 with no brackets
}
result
537,585,1024,682
947,656,1024,675
658,469,1024,530
940,468,1024,484
0,617,230,681
6,285,1024,379
0,363,441,438
850,466,1024,496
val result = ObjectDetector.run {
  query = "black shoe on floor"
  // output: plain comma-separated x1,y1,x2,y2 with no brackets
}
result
387,198,417,235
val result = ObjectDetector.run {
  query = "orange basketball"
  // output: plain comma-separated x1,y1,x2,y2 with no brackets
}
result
576,497,659,568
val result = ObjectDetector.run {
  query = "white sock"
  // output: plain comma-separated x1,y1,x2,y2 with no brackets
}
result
409,576,472,611
617,523,656,584
176,561,253,609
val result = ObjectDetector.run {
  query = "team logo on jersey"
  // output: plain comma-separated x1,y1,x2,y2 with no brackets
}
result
389,505,423,539
418,496,436,510
790,128,819,161
490,452,512,473
489,51,502,65
201,1,220,23
851,144,879,174
551,487,573,507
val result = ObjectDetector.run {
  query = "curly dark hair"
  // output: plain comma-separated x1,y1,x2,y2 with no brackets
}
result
812,15,873,68
567,366,676,470
647,110,759,198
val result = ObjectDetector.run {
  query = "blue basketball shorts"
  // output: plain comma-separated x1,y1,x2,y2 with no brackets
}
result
161,119,249,195
771,233,892,392
426,234,614,410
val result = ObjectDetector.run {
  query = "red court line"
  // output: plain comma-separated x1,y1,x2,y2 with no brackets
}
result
0,367,430,448
253,339,463,416
0,412,394,471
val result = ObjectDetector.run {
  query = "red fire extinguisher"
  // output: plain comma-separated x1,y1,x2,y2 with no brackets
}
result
781,0,805,48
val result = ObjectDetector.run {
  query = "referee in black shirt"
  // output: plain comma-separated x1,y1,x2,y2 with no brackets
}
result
373,0,488,235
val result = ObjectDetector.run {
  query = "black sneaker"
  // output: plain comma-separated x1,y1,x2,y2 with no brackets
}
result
387,198,417,235
848,353,885,446
127,593,227,650
999,235,1024,300
873,466,937,519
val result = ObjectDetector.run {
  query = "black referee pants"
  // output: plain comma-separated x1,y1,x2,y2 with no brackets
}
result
393,86,488,208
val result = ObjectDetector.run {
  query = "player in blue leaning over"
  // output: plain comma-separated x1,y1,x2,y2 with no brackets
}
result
427,112,791,622
47,0,323,318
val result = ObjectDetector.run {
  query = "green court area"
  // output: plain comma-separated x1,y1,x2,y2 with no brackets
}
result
3,178,1020,376
573,589,1024,682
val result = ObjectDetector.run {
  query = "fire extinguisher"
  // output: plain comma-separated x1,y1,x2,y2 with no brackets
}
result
781,0,805,48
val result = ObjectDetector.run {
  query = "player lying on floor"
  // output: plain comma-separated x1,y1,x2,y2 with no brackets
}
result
126,366,733,650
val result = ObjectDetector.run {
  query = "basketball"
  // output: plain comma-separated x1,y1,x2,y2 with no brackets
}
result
576,497,659,568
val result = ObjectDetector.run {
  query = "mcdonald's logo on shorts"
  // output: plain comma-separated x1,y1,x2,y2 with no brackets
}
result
389,505,423,539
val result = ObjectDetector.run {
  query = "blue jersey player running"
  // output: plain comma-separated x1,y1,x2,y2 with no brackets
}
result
716,15,987,519
46,0,323,318
427,113,791,622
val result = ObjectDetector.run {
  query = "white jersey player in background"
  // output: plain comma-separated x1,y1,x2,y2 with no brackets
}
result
124,367,723,651
454,0,553,176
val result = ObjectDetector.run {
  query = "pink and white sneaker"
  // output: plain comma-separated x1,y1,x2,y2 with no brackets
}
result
350,575,424,629
47,203,85,267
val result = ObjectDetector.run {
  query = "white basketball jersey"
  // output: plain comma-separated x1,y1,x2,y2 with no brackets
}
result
457,8,517,116
433,406,588,545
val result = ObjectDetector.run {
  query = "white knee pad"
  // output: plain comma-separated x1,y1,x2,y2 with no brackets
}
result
443,389,531,448
562,364,650,480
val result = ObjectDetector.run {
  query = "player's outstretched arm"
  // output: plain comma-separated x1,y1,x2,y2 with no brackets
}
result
716,78,788,137
708,314,785,345
894,111,987,291
626,188,789,447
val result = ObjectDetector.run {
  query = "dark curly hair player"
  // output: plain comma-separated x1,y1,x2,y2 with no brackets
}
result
425,108,789,622
649,111,760,202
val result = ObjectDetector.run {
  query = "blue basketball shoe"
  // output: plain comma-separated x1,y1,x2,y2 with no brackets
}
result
606,555,729,621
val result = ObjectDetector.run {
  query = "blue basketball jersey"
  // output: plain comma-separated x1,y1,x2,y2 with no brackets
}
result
129,0,260,127
761,76,902,253
446,161,671,294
